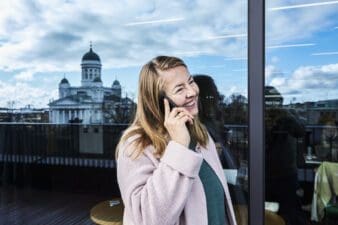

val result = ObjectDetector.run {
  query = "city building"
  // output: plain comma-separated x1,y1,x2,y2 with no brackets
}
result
48,45,134,124
0,106,49,123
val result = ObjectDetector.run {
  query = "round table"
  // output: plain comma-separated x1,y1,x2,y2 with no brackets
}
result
90,199,124,225
265,210,285,225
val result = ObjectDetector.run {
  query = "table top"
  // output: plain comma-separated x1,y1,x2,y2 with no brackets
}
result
90,199,124,225
304,154,322,165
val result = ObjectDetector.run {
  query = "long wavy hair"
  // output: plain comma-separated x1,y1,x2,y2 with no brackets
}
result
116,56,209,159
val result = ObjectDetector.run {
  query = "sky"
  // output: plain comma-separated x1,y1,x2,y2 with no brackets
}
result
0,0,338,108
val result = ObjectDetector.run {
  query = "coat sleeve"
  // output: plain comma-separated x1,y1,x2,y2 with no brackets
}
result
117,139,203,225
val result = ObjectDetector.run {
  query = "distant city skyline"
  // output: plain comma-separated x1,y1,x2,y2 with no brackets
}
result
0,0,338,108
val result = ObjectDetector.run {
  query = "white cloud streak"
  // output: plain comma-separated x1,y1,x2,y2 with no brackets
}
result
124,17,185,26
269,1,338,11
224,57,247,61
267,43,316,49
207,34,247,40
312,51,338,56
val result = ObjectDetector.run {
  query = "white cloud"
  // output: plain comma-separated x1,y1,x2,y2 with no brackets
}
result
271,56,279,63
266,0,338,45
266,63,338,101
0,80,58,108
270,77,286,87
265,65,284,80
0,0,248,73
0,0,338,107
0,0,336,71
14,70,34,81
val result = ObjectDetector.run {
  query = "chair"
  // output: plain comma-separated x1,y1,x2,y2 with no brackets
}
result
324,196,338,225
90,198,124,225
234,204,285,225
311,161,338,222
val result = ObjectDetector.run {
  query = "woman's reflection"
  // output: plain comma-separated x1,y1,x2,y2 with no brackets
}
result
265,86,307,225
194,74,248,225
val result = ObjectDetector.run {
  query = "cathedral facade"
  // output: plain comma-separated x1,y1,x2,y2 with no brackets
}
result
49,46,134,124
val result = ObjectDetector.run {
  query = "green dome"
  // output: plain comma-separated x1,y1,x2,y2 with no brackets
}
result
113,80,120,86
82,47,100,61
60,78,69,84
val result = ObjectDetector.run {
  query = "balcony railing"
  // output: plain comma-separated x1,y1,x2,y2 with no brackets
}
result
0,123,336,188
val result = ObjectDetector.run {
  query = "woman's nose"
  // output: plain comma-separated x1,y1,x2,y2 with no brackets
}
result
186,85,197,97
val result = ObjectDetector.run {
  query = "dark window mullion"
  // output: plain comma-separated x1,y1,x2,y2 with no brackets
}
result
248,0,265,224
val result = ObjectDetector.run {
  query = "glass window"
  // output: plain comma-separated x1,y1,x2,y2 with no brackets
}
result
0,1,248,224
265,1,338,224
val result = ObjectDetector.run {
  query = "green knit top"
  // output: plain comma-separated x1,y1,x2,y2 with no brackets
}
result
190,139,229,225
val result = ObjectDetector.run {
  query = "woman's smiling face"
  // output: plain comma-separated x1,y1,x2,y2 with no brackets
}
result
161,66,199,117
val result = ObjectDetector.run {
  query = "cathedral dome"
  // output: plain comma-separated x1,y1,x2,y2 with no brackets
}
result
82,47,100,61
112,80,120,86
60,78,69,84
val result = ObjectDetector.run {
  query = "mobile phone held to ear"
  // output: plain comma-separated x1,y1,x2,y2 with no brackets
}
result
159,91,193,127
159,91,177,114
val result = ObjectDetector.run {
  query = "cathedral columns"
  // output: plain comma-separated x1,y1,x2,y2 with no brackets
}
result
49,111,52,123
55,111,59,124
80,110,84,121
62,110,65,123
68,110,71,121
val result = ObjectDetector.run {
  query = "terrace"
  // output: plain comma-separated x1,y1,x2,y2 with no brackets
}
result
0,123,336,224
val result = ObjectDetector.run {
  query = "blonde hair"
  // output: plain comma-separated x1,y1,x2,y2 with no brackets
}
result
116,56,208,159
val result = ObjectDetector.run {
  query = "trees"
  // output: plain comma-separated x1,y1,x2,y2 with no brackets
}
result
222,94,248,125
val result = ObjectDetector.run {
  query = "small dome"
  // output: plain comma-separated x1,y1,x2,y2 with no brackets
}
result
82,47,100,61
112,80,120,86
93,77,102,82
265,86,281,97
60,78,69,84
265,86,283,106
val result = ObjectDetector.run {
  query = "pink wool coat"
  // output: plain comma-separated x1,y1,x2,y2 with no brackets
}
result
117,134,238,225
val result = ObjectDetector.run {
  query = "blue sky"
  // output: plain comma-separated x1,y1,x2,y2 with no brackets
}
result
0,0,338,108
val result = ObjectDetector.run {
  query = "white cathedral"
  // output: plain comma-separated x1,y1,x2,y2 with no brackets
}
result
48,45,134,124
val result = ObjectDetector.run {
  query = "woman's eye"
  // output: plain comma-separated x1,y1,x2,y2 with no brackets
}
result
175,88,183,93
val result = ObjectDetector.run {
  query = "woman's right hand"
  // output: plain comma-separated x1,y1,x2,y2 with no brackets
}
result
163,98,194,147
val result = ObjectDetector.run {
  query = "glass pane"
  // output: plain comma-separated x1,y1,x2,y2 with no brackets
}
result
0,0,248,224
265,1,338,224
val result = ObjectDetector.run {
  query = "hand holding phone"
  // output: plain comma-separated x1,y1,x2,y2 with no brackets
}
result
160,92,194,147
159,91,177,114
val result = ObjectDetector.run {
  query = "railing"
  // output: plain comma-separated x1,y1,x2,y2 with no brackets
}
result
224,124,249,164
0,123,336,191
0,123,128,168
0,123,336,167
0,123,129,193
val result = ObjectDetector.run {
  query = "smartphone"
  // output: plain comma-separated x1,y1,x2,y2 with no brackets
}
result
159,91,192,127
159,91,177,114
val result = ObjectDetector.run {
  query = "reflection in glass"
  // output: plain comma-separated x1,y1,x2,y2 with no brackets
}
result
194,74,248,225
266,1,338,224
265,85,307,225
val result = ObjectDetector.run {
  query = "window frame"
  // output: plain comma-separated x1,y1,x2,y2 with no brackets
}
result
248,0,265,224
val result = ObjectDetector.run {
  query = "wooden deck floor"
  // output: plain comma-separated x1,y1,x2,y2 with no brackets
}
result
0,185,112,225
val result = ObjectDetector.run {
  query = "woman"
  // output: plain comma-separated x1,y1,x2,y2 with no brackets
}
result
193,74,237,169
116,56,237,225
